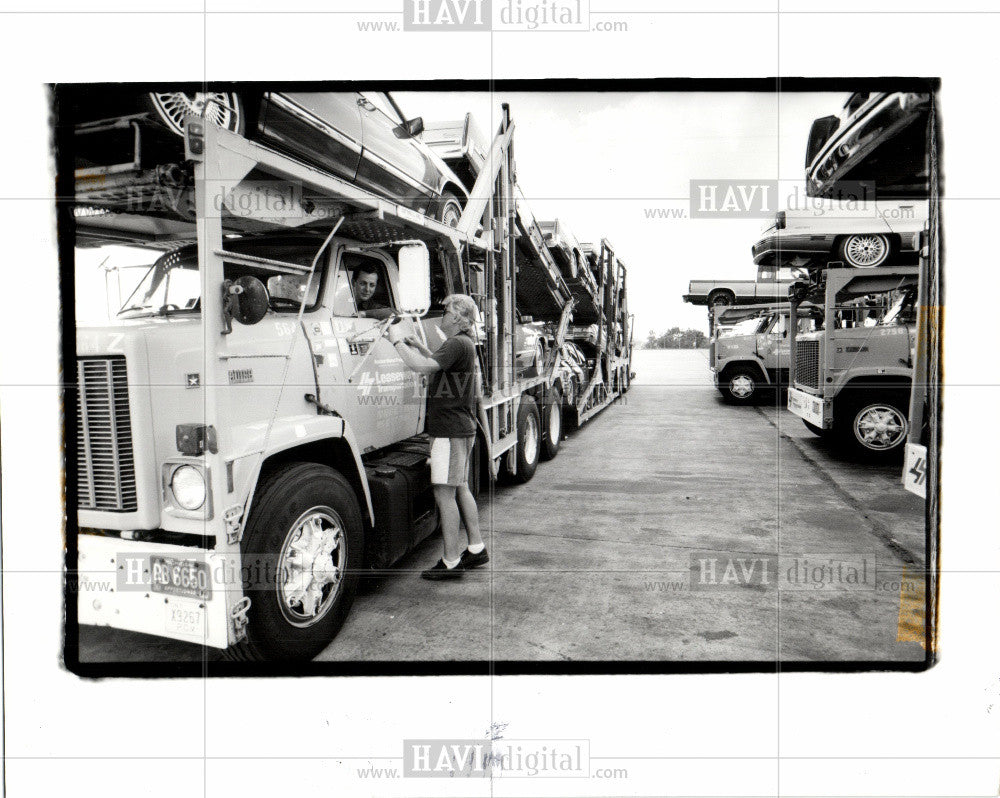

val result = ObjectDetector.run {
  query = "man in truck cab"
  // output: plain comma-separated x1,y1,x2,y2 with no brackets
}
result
352,265,394,320
389,294,490,580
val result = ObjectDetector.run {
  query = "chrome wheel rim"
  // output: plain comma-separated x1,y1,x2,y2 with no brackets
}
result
844,234,888,267
276,506,346,627
149,92,241,136
730,375,755,399
523,413,539,465
853,404,907,451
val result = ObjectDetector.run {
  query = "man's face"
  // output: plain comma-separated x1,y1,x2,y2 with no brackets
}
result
441,307,465,337
353,271,378,303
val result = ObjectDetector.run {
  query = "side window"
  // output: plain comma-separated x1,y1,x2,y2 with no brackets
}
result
771,314,789,335
797,316,818,334
266,272,322,308
333,252,395,317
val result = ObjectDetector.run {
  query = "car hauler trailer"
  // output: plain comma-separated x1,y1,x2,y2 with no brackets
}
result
71,101,631,661
786,263,919,462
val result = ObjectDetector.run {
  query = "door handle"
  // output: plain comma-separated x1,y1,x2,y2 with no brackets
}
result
357,97,377,112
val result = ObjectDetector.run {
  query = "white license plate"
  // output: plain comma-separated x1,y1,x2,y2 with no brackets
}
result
165,605,205,637
904,443,928,499
150,556,211,600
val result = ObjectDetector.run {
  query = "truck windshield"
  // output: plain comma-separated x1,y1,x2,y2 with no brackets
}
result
117,239,328,318
719,317,766,338
878,290,916,327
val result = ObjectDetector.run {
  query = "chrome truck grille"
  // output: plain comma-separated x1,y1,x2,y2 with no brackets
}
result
76,357,137,512
795,340,820,390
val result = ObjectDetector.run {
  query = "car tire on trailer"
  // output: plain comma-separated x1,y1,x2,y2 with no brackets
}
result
146,92,245,137
223,462,363,662
837,233,891,268
502,395,541,484
540,387,563,461
708,289,736,307
834,389,909,462
721,367,762,405
436,192,463,228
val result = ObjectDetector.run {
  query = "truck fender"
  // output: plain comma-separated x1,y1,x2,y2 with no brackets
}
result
235,414,375,532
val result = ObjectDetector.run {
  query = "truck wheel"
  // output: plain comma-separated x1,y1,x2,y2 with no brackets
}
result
837,234,891,268
722,367,761,405
224,463,363,662
435,192,463,228
503,395,541,484
540,387,563,461
835,390,909,461
708,289,736,307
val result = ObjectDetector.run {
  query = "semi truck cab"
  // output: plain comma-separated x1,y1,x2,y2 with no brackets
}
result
712,304,821,404
787,265,918,460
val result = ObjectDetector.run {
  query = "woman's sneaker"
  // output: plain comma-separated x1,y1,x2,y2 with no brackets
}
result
460,548,490,569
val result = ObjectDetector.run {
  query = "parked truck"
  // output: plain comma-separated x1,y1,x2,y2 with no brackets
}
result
70,101,631,662
710,302,822,404
787,264,918,461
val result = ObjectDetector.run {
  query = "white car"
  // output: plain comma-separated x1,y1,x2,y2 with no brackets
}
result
752,200,929,269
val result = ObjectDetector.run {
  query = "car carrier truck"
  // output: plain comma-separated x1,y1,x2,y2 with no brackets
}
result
786,263,918,461
70,101,632,662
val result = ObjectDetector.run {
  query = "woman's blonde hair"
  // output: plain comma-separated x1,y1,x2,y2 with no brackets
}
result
442,294,479,332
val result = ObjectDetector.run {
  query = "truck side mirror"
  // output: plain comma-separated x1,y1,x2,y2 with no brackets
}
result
397,243,430,316
222,275,269,334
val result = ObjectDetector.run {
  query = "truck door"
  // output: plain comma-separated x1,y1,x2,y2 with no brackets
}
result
754,313,783,369
326,248,423,451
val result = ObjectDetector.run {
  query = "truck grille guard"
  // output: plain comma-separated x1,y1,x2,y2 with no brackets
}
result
76,357,138,512
795,339,821,390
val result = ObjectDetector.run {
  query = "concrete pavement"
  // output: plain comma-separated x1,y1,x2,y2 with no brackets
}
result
76,349,928,664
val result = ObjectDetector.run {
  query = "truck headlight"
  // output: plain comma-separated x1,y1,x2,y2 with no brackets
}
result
170,465,206,510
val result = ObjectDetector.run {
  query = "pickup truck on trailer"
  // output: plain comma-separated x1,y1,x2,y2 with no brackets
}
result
70,97,631,662
684,265,798,307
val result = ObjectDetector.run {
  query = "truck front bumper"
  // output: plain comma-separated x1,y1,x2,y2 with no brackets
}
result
77,533,240,649
788,387,831,428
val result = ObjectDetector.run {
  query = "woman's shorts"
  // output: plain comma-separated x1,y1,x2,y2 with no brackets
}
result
429,436,475,486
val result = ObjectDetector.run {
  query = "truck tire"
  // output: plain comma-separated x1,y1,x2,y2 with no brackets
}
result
721,366,763,405
540,387,563,461
224,463,364,662
708,289,736,307
502,395,541,484
834,389,909,462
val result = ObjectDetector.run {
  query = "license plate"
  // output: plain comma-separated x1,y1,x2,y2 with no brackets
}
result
149,556,211,600
904,443,928,499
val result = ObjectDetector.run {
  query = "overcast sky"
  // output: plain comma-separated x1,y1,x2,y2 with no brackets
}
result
75,90,849,336
397,90,846,338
